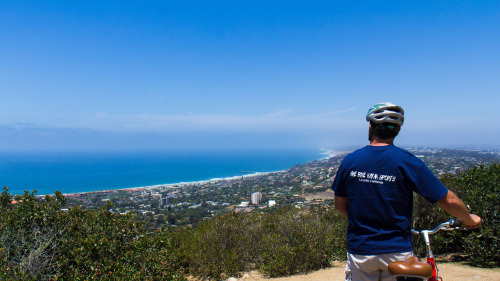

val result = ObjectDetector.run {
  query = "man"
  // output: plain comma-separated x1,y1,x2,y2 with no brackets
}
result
332,102,481,281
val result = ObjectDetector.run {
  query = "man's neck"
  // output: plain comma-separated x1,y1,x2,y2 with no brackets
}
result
370,138,394,146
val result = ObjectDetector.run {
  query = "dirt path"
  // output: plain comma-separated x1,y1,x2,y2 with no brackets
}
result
230,262,500,281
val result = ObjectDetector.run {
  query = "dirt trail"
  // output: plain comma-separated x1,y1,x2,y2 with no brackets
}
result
231,262,500,281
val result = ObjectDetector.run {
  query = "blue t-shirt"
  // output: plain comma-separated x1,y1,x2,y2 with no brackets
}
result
331,145,448,255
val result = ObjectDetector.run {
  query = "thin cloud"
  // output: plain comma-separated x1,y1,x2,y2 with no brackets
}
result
0,107,367,134
264,108,295,117
309,107,357,118
78,109,361,133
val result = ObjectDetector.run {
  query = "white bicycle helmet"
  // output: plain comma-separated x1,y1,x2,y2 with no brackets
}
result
366,102,405,127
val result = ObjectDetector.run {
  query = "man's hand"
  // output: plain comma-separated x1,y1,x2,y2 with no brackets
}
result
437,191,481,229
461,214,481,229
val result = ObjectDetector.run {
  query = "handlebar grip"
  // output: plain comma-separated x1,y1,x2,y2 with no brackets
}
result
449,219,461,227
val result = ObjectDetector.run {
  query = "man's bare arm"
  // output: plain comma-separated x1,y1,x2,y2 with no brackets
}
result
437,190,481,228
335,196,348,218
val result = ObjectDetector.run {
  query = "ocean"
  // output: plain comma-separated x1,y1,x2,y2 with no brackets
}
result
0,149,324,195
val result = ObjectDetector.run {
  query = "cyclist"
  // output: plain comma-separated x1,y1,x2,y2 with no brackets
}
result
332,102,481,281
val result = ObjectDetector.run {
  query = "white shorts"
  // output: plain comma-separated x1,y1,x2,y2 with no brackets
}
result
345,251,413,281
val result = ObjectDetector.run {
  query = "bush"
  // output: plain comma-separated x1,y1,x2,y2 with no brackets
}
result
258,205,346,277
442,164,499,267
170,205,347,280
0,189,67,280
412,192,457,257
56,205,183,280
413,164,499,267
173,212,262,279
0,188,185,280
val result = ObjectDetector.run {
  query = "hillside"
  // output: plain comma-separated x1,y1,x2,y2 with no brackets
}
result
1,149,498,280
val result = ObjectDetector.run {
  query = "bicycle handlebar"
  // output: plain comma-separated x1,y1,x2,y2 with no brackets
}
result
411,219,466,235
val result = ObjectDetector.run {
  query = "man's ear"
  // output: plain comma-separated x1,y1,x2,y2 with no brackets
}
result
368,123,373,142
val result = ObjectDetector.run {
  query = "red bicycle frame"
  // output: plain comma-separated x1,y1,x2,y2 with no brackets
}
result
414,219,464,281
390,219,464,281
427,256,438,281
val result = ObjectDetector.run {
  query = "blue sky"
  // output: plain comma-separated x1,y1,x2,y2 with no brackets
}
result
1,1,499,151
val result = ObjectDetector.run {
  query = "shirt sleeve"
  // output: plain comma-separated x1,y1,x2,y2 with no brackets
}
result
331,163,347,197
413,164,448,203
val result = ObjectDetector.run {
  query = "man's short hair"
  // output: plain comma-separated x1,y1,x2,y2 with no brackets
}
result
371,122,401,139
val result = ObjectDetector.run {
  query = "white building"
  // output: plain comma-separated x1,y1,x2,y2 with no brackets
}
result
268,200,276,207
251,192,262,205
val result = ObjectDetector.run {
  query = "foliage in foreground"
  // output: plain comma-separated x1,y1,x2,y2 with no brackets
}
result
171,205,347,279
413,163,499,267
0,188,346,280
0,188,184,281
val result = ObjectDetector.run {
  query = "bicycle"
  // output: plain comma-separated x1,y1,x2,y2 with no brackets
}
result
388,219,466,281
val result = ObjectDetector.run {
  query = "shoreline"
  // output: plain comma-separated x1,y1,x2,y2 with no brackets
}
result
57,170,286,198
47,151,342,197
20,149,339,197
44,151,346,198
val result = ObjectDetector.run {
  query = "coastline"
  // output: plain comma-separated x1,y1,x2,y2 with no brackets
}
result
58,170,284,197
100,149,343,197
2,149,330,197
320,149,340,160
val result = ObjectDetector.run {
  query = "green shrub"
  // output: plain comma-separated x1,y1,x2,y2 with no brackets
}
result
442,164,499,267
258,205,346,277
412,164,499,267
0,189,185,280
0,189,67,280
174,212,262,280
169,205,346,280
411,192,457,257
